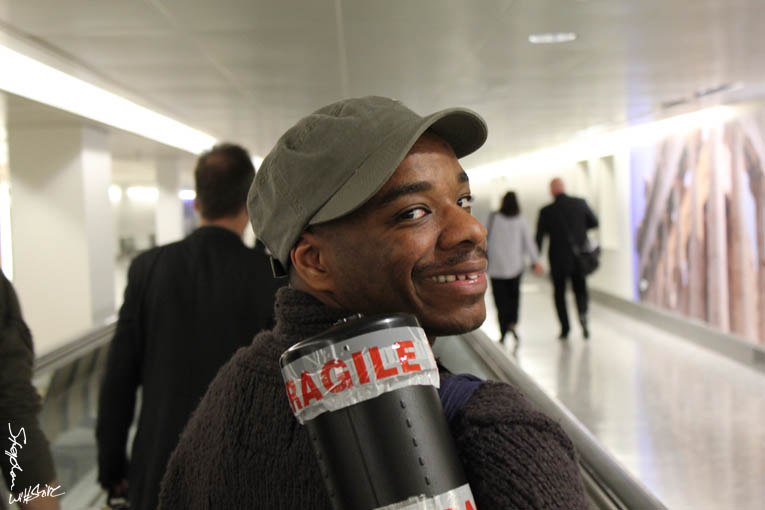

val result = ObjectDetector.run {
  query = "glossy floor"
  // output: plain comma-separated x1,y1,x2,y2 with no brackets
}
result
481,276,765,510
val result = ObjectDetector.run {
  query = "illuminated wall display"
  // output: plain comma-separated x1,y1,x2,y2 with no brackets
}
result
632,106,765,344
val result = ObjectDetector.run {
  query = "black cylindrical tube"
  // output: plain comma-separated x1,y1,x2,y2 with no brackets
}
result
279,314,476,510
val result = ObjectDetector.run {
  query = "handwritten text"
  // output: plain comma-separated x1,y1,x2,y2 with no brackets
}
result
5,423,66,504
5,423,26,492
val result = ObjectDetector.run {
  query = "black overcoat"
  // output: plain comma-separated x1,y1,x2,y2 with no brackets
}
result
535,194,599,276
96,226,285,510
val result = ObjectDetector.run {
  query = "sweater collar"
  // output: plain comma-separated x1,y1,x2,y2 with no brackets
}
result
272,287,353,340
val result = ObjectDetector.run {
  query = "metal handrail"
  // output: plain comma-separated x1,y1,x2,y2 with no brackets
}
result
34,316,117,375
462,328,669,510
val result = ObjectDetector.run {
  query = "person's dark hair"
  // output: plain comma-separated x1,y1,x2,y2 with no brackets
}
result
194,143,254,220
499,191,520,217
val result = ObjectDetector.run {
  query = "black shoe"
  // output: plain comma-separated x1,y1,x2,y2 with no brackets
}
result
558,330,569,340
580,318,589,339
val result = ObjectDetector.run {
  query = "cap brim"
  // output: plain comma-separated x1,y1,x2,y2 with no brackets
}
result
310,107,487,225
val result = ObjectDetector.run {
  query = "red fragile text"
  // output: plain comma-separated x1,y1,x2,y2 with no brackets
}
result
285,340,423,413
427,499,476,510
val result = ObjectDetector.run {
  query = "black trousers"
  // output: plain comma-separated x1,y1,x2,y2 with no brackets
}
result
491,275,522,338
552,271,588,334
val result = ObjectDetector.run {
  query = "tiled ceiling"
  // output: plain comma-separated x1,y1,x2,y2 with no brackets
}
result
1,0,764,169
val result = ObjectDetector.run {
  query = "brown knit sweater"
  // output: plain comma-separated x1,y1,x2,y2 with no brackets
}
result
158,288,587,509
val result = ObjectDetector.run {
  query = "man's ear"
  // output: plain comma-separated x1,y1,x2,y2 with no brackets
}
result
290,232,335,292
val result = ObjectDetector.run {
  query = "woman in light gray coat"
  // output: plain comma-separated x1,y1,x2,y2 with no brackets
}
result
487,191,542,345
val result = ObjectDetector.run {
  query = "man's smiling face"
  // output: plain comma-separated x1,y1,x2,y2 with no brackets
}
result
315,131,488,337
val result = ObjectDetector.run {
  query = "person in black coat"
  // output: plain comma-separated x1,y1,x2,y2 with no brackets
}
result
95,143,286,510
0,271,60,510
535,178,599,339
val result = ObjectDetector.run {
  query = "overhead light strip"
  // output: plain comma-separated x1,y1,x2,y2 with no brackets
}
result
0,44,218,155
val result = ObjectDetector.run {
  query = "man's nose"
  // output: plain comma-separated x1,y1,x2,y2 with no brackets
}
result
437,204,487,251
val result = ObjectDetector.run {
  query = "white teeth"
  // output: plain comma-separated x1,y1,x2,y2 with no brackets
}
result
430,273,480,283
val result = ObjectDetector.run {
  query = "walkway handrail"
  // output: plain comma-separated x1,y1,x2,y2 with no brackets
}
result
463,328,669,510
591,288,765,373
34,316,117,375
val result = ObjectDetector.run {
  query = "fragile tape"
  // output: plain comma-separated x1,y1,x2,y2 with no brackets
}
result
281,326,439,423
374,483,476,510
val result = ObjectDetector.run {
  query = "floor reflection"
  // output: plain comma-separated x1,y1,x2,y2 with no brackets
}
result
487,277,765,510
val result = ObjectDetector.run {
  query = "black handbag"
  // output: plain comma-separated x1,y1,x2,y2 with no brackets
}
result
572,241,600,275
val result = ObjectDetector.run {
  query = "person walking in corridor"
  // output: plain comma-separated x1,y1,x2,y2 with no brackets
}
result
487,191,542,346
96,143,285,510
535,178,599,340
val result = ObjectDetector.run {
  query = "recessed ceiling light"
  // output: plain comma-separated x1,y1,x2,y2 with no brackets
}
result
528,33,577,44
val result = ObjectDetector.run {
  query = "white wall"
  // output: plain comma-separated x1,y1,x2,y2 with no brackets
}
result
112,159,157,253
113,195,157,252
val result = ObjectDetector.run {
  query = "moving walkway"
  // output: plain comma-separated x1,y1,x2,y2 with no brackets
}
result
21,321,666,509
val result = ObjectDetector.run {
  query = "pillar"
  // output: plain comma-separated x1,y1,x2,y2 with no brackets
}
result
8,123,115,354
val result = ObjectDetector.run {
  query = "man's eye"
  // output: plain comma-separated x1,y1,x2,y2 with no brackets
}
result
458,195,474,209
400,207,428,220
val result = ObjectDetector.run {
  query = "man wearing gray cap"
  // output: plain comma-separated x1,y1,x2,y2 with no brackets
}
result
159,96,587,509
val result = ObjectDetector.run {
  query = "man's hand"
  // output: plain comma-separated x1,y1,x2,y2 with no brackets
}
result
106,478,130,509
533,263,544,276
109,479,129,498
